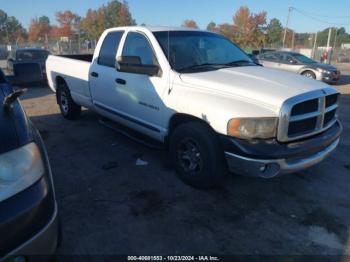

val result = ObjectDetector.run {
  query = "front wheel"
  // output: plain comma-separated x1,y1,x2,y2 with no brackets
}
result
56,84,81,120
170,121,227,189
302,70,316,80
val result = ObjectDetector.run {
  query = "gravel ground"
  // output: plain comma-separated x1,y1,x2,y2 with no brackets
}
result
16,64,350,256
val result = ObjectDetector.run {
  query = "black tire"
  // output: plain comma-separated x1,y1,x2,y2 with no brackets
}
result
56,82,81,120
302,70,316,80
170,121,227,189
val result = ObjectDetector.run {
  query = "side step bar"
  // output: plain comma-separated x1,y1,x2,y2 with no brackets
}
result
98,118,165,150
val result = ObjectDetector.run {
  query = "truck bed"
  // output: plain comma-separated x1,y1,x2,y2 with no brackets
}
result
46,54,93,108
56,54,94,62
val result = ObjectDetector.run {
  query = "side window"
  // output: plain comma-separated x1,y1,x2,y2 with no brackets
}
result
262,53,277,61
122,32,156,65
98,31,124,67
284,55,297,64
274,53,284,62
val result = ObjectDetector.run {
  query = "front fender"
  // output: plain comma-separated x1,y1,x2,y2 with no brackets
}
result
171,84,279,135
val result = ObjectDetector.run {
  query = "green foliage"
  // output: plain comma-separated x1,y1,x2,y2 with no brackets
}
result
206,21,216,32
0,9,26,44
80,0,136,40
266,18,283,46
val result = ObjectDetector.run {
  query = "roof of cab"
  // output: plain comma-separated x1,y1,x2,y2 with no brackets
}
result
106,25,206,33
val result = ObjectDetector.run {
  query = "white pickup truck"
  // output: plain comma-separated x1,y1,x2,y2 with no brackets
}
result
46,26,342,188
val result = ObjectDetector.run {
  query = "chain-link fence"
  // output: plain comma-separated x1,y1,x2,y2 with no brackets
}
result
0,39,98,71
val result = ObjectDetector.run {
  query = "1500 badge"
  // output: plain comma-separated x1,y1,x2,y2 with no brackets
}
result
139,101,160,111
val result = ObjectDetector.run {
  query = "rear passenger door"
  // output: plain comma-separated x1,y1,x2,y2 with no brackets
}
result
89,30,124,112
258,53,280,69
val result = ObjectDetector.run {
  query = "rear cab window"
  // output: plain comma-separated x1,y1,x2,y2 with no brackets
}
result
98,31,124,67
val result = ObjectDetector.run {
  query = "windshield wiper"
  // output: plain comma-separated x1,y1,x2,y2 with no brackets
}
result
224,60,255,66
178,63,224,72
178,60,256,73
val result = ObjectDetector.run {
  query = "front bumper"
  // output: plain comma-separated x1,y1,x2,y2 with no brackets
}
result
0,128,58,260
221,120,342,178
321,71,341,83
0,177,58,261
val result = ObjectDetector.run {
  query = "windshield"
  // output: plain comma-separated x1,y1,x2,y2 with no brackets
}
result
154,31,253,72
291,53,316,64
16,50,49,61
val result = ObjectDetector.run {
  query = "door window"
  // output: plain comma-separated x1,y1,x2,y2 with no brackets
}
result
98,31,124,67
261,53,278,61
122,32,156,65
283,55,298,64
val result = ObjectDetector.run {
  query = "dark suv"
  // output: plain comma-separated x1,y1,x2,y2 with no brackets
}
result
7,48,50,83
0,69,58,260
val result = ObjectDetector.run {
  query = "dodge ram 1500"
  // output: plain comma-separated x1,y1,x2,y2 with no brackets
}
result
46,26,342,188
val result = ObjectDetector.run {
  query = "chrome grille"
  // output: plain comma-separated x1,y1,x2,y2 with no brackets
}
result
278,88,339,142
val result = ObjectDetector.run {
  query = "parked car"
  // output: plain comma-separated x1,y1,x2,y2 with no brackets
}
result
335,53,349,63
0,69,58,259
46,27,342,188
7,48,50,80
257,51,341,83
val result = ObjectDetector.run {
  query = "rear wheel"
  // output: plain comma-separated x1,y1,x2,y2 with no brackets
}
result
56,83,81,120
302,70,316,80
170,121,227,189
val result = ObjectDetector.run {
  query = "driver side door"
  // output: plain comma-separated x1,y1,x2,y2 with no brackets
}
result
115,31,167,139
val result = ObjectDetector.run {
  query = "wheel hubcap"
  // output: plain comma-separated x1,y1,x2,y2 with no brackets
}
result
60,91,69,114
305,73,314,79
178,138,203,174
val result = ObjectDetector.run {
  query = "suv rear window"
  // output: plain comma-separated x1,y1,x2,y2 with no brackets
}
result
16,50,49,60
98,31,124,67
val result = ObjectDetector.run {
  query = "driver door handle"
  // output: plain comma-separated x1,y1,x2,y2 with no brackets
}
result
116,78,126,85
91,72,99,78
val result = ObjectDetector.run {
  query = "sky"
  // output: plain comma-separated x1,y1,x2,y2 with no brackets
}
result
1,0,350,33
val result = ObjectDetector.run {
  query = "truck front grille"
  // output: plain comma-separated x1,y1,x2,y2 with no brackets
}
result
278,88,339,142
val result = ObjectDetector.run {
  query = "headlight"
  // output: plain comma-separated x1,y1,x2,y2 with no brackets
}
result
319,68,331,74
0,143,44,202
227,117,278,139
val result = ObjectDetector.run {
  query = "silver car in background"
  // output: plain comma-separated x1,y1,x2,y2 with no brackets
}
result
257,51,341,83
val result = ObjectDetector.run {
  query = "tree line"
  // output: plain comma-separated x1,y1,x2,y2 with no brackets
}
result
0,0,135,46
1,2,350,49
183,7,350,49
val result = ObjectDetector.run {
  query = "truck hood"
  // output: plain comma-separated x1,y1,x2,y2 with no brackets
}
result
179,66,331,110
0,82,33,154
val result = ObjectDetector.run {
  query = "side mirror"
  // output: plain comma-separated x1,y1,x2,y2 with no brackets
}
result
7,58,14,63
116,56,161,77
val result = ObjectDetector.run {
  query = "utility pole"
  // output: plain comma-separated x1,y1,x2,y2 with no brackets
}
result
283,7,293,48
291,31,295,50
312,32,318,59
326,28,332,64
326,28,332,49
